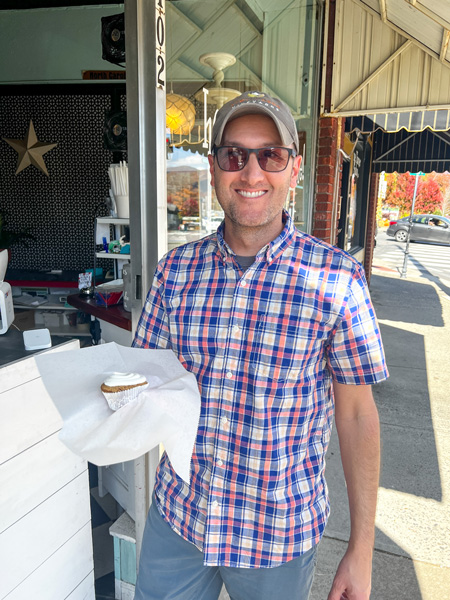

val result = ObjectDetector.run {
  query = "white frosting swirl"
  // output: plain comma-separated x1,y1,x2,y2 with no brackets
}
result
103,372,147,387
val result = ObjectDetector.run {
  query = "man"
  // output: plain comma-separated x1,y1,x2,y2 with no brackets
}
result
133,91,388,600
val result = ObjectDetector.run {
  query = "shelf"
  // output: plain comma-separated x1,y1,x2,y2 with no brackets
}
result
95,252,130,260
11,308,92,338
97,217,129,225
45,325,92,338
6,269,79,288
13,303,78,311
67,294,132,332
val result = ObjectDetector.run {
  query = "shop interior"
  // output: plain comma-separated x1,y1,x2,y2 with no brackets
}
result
1,1,322,347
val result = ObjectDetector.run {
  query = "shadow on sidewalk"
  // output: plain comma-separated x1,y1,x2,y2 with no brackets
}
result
370,274,445,327
398,243,450,298
310,532,422,600
373,365,441,501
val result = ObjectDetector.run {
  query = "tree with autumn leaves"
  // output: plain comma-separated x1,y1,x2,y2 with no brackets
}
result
384,172,450,217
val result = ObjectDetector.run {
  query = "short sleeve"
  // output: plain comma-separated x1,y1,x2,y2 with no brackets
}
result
327,267,389,385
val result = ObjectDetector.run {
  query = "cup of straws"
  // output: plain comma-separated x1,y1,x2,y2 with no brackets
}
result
108,162,129,218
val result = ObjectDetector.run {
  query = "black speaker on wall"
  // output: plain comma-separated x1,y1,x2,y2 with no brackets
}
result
104,110,127,151
101,13,125,67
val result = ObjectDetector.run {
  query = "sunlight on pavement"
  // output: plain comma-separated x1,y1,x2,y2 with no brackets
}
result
376,489,450,567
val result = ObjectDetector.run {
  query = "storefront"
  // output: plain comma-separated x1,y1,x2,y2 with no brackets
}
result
0,2,325,580
3,1,450,594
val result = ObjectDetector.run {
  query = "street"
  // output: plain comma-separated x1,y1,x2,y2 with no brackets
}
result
374,228,450,281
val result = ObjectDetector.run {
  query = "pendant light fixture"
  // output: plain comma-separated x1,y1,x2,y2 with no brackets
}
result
166,93,196,136
194,52,240,109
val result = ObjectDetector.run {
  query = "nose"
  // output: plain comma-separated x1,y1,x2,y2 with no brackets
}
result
240,151,265,185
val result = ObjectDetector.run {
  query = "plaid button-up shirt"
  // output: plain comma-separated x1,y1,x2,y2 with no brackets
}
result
133,213,388,568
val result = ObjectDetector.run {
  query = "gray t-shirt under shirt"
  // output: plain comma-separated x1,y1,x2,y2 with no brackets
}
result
235,255,255,271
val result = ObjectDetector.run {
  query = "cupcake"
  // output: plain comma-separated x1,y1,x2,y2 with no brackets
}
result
101,372,149,410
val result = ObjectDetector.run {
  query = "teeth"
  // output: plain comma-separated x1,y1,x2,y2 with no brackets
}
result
238,190,266,198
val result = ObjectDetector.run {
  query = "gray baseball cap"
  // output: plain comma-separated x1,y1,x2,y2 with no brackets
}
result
211,91,299,154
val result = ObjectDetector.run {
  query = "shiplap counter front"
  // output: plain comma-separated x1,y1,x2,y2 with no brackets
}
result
0,339,95,599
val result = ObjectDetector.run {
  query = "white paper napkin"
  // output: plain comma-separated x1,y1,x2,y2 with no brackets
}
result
34,342,201,483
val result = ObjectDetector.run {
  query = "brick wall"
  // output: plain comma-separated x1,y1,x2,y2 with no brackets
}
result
312,116,345,243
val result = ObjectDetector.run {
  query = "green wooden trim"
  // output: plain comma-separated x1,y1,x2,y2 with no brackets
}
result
113,536,136,585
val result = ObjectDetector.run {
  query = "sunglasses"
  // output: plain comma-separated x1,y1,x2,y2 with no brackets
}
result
213,145,296,172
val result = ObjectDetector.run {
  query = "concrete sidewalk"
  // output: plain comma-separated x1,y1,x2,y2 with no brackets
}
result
310,267,450,600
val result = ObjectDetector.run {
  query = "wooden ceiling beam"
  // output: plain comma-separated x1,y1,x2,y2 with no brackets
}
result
408,0,450,31
379,0,387,23
440,29,450,62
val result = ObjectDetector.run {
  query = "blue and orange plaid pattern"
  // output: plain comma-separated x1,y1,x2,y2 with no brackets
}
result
133,212,388,568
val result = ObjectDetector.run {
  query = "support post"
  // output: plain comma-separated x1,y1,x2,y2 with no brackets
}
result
400,172,421,278
124,0,168,563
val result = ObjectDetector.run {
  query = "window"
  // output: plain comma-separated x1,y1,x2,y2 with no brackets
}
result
165,0,322,250
338,134,371,254
430,217,447,228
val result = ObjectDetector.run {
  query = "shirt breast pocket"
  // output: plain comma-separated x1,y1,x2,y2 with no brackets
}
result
166,294,204,362
251,315,328,384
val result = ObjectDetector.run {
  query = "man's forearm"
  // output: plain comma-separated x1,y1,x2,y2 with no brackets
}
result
328,382,381,600
337,401,380,554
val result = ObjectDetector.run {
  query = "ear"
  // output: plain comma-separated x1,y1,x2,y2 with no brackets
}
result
290,154,302,188
208,154,215,187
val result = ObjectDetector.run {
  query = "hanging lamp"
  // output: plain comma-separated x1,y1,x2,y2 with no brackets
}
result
194,52,241,109
166,93,196,136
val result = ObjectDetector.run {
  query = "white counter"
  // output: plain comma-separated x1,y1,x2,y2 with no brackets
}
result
0,339,95,599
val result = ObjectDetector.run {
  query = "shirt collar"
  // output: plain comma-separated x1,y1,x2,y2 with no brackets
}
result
216,210,296,265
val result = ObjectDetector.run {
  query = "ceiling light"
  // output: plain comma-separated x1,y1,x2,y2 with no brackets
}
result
195,52,241,109
166,93,196,136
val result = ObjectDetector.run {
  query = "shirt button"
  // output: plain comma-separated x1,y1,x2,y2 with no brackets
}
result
221,417,228,425
217,459,223,467
212,500,219,508
226,371,233,379
232,325,240,334
241,280,247,287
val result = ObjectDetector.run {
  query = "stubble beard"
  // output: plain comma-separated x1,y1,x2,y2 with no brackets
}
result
218,184,291,240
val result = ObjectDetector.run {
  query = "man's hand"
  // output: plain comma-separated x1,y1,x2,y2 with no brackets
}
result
327,547,373,600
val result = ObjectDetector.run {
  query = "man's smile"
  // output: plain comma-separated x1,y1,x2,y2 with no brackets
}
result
235,189,268,198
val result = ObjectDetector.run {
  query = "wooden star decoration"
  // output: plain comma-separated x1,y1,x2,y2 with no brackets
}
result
3,120,58,176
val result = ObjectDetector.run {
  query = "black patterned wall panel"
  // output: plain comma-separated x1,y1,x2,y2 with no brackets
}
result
0,84,126,272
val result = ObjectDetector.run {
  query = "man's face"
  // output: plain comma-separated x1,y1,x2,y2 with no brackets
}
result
208,114,301,234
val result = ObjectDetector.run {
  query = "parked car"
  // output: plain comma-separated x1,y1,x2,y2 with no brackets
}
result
386,214,450,244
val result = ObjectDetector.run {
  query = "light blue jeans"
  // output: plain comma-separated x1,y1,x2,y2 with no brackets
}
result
134,497,318,600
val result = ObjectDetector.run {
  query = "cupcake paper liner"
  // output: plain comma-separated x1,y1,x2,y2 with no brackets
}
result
102,382,149,411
